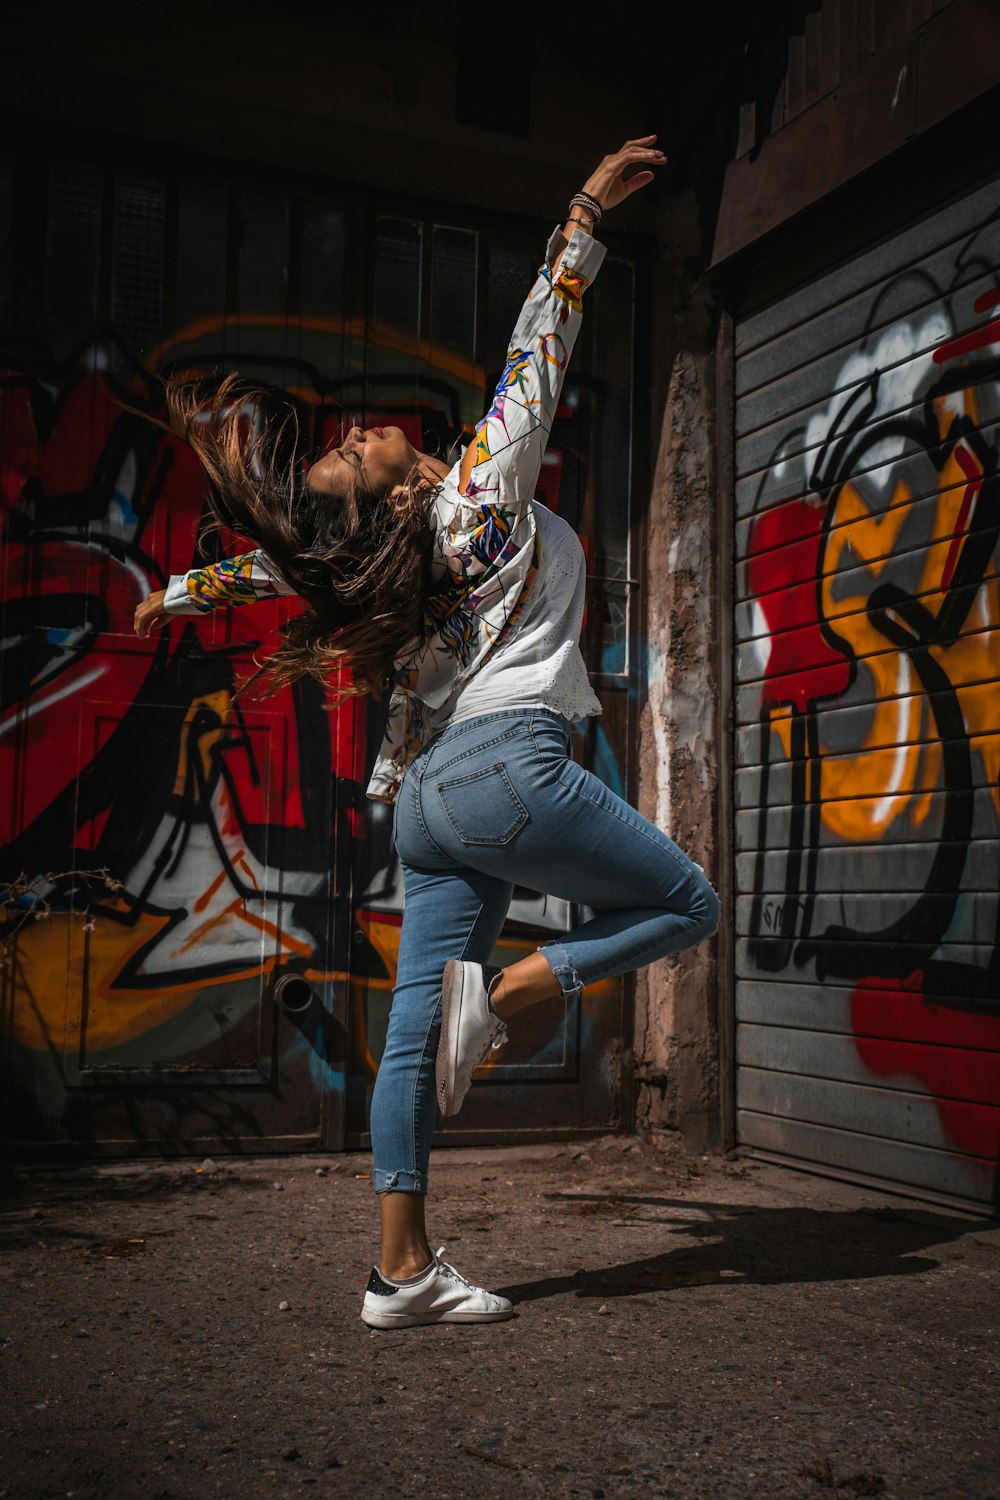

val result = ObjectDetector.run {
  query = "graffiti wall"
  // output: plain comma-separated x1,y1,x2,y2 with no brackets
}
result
0,156,637,1155
734,172,1000,1206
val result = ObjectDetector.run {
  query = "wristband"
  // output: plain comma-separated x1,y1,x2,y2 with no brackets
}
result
570,191,603,221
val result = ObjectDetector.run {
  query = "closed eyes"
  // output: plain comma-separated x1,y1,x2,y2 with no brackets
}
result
335,446,365,495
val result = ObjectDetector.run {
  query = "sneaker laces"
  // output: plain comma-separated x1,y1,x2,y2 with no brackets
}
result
433,1247,482,1292
473,1015,508,1071
481,967,509,1062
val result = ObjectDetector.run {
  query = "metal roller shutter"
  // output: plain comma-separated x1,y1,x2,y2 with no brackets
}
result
733,170,1000,1210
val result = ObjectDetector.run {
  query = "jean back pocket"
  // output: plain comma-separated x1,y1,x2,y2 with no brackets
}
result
435,762,529,846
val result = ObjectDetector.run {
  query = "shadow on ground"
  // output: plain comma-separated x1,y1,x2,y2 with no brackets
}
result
498,1191,976,1301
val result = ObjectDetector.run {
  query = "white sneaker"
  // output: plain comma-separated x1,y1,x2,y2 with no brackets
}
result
436,960,508,1118
360,1246,515,1328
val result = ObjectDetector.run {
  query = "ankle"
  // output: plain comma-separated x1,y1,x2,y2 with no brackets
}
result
490,970,519,1025
488,970,506,1007
380,1248,434,1281
491,953,562,1020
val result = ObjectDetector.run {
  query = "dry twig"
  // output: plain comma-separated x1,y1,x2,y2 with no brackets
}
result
0,866,125,964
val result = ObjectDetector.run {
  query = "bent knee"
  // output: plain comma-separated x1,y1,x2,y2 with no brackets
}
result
699,880,721,936
685,869,720,937
659,859,720,937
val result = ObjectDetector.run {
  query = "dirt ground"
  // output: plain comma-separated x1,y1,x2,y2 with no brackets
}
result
1,1136,998,1500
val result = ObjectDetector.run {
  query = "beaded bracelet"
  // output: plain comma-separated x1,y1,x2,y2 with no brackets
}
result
569,191,603,221
566,215,594,229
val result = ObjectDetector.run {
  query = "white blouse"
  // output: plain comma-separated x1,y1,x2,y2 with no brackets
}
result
435,498,602,731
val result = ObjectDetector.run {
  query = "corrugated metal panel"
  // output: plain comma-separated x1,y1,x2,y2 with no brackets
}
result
733,168,1000,1209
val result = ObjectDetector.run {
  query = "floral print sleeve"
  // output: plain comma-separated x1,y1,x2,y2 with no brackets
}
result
162,550,297,614
451,225,607,561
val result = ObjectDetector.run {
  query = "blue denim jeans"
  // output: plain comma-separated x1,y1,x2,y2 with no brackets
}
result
369,707,720,1194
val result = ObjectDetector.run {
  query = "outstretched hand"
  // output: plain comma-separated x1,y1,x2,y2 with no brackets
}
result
582,134,667,214
134,589,170,639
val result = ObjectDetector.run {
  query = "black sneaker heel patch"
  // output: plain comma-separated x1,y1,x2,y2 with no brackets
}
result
366,1266,399,1296
483,963,503,994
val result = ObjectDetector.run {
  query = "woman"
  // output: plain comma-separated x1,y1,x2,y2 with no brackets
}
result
135,136,719,1330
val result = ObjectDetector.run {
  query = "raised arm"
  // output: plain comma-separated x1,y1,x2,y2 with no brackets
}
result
455,136,665,520
452,229,603,543
133,550,297,638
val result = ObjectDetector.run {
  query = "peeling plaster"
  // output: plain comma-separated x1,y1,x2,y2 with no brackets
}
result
635,312,722,1151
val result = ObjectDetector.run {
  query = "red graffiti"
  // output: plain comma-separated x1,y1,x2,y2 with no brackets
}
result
0,371,363,850
851,975,1000,1163
746,496,852,713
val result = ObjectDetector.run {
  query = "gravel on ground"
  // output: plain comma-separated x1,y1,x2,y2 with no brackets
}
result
1,1135,998,1500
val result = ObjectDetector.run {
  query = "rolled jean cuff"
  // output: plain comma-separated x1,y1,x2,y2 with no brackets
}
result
538,940,585,999
371,1167,427,1194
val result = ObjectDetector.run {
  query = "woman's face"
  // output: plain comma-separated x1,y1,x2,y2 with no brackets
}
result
306,425,419,501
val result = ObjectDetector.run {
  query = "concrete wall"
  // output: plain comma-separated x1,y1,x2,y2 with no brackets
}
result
633,189,726,1151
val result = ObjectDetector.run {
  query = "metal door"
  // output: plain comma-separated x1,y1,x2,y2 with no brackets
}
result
1,149,639,1156
734,169,1000,1208
0,163,362,1156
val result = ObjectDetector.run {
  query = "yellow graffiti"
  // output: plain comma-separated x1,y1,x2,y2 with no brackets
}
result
9,905,217,1054
772,382,1000,842
147,313,487,428
174,688,231,793
5,686,334,1056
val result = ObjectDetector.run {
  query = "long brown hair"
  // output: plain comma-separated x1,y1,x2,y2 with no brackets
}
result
161,373,437,704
